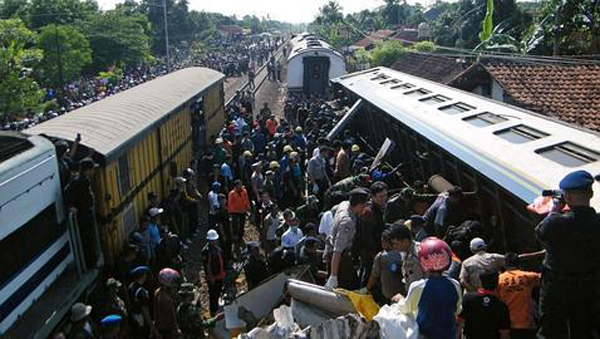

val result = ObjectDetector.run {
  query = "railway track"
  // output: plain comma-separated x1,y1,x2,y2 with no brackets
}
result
225,42,287,107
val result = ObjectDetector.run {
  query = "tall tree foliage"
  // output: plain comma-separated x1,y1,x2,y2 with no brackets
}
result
0,19,43,120
83,10,152,71
37,24,92,86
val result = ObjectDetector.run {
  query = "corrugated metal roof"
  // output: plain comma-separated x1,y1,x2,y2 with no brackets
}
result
26,67,224,161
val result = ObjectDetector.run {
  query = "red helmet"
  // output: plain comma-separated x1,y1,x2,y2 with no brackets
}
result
158,268,181,287
418,237,452,272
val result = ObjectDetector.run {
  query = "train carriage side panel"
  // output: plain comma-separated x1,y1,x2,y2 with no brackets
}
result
205,82,226,144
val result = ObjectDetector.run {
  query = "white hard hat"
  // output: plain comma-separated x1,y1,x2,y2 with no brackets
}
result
207,229,219,241
470,237,487,252
149,207,164,217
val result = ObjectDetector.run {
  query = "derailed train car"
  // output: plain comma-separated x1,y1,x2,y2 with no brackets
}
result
332,67,600,253
26,67,225,266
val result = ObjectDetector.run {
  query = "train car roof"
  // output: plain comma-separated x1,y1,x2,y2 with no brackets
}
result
288,36,343,61
333,67,600,209
26,67,224,163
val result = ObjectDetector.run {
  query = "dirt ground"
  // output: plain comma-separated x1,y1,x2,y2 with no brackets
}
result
182,55,289,317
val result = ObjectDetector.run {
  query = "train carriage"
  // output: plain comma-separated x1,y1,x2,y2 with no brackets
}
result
26,67,225,265
331,67,600,253
287,33,346,94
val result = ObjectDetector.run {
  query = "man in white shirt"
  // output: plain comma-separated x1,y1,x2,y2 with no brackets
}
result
281,215,303,248
208,182,221,229
318,210,334,238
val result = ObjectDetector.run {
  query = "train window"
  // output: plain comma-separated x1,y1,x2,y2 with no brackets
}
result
380,79,400,85
494,125,549,144
536,142,600,167
391,83,414,90
463,112,508,127
439,102,476,115
419,95,451,105
118,155,131,197
405,88,432,98
0,203,63,288
370,74,390,81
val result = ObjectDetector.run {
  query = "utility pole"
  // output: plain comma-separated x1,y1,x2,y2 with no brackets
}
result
162,0,170,72
54,25,64,98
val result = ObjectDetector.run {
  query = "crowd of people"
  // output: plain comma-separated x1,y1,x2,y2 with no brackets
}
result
50,51,600,338
2,34,282,132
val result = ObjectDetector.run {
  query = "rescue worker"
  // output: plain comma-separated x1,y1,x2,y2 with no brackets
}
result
535,170,600,339
324,188,370,290
177,283,215,338
227,179,250,251
202,229,226,316
460,237,505,293
244,241,269,290
154,268,182,339
357,181,389,286
397,237,462,339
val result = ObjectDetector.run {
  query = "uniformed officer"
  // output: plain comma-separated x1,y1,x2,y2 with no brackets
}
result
535,170,600,339
324,187,370,290
177,283,215,338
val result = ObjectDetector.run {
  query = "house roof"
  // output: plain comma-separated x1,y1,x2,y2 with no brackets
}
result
220,25,244,34
390,52,469,84
450,61,600,132
423,7,442,21
351,30,397,48
391,28,419,42
26,68,224,162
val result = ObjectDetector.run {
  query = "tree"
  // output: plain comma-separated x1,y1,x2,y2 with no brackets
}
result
316,1,344,26
29,0,98,29
0,19,43,121
370,40,406,67
83,10,152,71
38,24,91,86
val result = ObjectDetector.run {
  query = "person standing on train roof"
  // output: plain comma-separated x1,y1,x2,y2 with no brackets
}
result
535,170,600,339
324,187,370,290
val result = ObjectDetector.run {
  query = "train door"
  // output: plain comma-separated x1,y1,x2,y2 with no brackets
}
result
303,56,330,94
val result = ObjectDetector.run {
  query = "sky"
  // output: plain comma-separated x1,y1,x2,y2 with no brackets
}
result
96,0,435,24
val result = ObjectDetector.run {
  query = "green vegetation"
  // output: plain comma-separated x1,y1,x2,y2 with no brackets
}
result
0,19,43,120
0,0,298,119
38,24,92,86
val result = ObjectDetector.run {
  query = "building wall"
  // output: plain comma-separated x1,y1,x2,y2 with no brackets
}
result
491,79,504,102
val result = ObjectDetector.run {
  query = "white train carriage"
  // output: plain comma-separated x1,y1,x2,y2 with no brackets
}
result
331,67,600,252
0,133,71,334
287,33,346,94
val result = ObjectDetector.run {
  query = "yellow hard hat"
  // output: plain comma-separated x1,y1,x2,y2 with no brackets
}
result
290,151,298,159
269,161,280,169
351,144,360,152
243,150,253,157
283,145,293,153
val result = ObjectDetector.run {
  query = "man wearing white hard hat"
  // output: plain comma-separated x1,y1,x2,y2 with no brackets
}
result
459,237,505,293
202,229,226,316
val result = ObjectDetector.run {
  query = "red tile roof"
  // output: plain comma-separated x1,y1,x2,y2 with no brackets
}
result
351,30,397,48
483,63,600,131
391,52,469,84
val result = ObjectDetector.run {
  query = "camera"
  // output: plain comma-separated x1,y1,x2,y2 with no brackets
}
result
542,189,565,203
